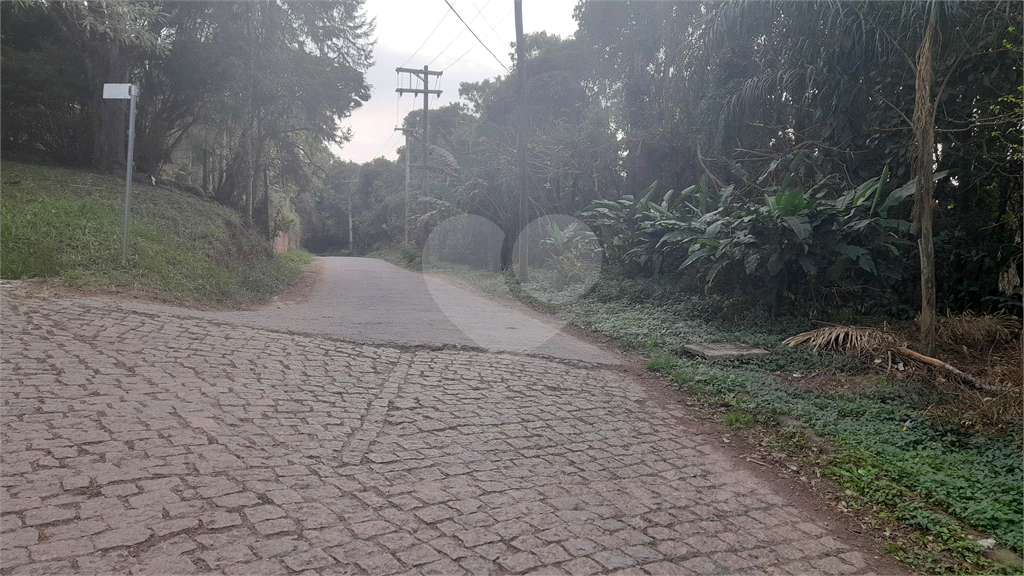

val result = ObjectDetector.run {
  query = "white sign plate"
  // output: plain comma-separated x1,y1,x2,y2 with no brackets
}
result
103,83,133,99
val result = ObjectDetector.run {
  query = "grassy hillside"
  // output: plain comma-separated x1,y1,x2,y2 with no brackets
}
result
1,161,310,306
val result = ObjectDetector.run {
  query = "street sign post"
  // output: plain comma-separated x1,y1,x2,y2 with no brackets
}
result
103,83,138,262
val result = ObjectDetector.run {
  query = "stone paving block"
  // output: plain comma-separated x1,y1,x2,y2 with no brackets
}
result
350,519,395,538
28,536,95,562
429,535,473,560
282,548,335,571
199,510,242,529
93,522,151,549
194,477,242,498
0,548,30,570
44,518,109,542
130,555,198,575
200,543,257,569
499,550,542,573
455,527,501,547
0,515,23,533
680,557,724,574
563,538,602,557
100,483,139,498
253,535,310,559
60,475,91,491
0,528,38,548
591,549,638,570
148,517,199,537
561,556,604,576
354,550,404,573
255,517,298,536
421,557,468,575
459,555,499,576
0,286,904,576
244,504,287,524
415,503,458,524
642,561,696,576
473,541,511,561
397,543,444,566
22,506,76,526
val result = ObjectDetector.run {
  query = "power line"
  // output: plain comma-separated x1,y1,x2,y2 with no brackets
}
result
400,10,451,69
429,0,495,67
464,0,503,45
443,7,512,71
441,0,508,71
368,129,401,161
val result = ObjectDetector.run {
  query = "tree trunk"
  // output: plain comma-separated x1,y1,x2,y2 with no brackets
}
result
913,6,939,356
91,42,129,173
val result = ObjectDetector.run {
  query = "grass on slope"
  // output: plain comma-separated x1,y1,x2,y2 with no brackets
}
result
1,161,310,306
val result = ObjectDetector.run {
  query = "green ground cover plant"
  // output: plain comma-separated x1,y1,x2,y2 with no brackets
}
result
1,161,310,306
557,272,1022,573
419,260,1023,573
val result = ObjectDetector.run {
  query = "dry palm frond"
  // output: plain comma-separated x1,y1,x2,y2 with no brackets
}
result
925,381,1023,434
783,326,898,354
935,313,1022,347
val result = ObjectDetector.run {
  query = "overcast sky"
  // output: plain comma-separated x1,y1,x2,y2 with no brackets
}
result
334,0,580,164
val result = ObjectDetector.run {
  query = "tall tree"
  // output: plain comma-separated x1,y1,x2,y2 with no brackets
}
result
42,1,166,172
912,4,940,355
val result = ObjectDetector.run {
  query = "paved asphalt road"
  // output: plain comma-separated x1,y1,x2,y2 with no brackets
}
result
0,258,907,575
114,258,618,365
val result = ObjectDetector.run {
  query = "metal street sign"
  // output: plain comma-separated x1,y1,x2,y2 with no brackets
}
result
103,83,138,261
102,83,134,99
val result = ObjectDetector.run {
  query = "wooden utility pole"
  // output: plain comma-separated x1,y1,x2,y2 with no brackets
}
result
395,126,412,244
514,0,528,282
396,66,442,200
348,171,354,252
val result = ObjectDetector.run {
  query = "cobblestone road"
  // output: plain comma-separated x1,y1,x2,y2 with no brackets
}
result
1,282,903,575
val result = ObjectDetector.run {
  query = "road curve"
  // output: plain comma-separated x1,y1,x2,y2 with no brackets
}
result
118,257,621,365
0,261,908,575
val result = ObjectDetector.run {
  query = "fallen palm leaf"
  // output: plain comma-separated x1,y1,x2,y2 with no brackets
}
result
784,326,1009,393
935,313,1022,347
782,325,897,354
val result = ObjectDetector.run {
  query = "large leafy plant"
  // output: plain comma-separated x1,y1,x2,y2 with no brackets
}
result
583,167,929,311
682,166,924,308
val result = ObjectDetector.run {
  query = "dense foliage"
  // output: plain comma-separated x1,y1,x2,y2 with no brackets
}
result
2,0,373,235
3,0,1020,316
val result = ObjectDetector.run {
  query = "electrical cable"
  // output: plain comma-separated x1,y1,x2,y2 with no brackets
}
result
443,7,512,71
440,0,508,71
428,0,494,67
463,0,503,45
400,9,451,69
368,128,401,160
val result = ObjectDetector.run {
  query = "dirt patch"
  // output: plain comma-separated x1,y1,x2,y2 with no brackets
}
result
3,258,326,313
623,365,911,575
272,257,325,305
1,278,228,311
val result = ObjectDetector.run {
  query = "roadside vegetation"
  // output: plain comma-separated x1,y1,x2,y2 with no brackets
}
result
1,161,310,306
567,273,1021,574
4,2,1021,573
381,256,1023,575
